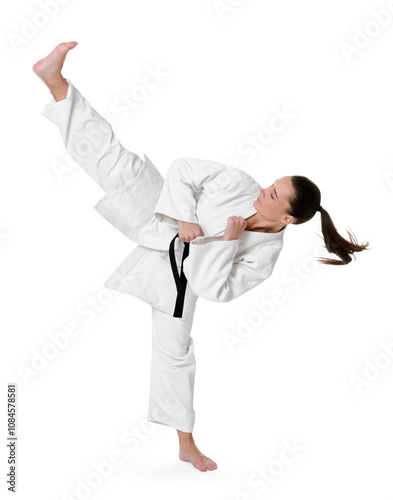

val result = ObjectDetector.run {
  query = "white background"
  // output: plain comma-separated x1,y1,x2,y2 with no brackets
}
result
1,0,392,498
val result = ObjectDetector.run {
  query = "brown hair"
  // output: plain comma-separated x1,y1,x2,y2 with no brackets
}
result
288,175,371,265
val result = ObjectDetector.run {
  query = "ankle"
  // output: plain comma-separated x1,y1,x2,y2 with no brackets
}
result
179,436,194,444
177,430,195,446
49,77,69,102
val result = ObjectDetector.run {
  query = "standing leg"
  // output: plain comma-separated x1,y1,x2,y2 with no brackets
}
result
147,306,197,432
147,306,217,472
33,41,144,194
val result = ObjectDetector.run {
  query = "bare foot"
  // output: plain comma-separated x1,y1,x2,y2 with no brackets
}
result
32,41,78,101
178,432,217,472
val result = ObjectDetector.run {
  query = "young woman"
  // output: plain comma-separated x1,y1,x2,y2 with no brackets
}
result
32,41,370,472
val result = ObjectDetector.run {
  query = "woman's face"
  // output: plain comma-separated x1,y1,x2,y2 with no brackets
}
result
253,176,295,223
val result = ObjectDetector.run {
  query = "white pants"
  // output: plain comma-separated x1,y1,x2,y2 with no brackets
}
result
148,307,197,433
42,78,198,434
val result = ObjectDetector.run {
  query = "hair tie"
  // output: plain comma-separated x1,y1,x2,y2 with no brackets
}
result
318,205,323,212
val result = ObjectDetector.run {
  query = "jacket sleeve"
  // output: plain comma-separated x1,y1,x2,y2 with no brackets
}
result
154,157,234,228
182,236,278,302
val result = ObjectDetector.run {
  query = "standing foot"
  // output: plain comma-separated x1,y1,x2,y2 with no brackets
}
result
177,430,217,472
32,41,78,101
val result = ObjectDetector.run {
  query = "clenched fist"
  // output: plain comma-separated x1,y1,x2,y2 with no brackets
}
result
178,221,204,242
223,216,248,241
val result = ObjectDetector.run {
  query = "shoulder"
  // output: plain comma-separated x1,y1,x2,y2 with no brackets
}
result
181,157,260,187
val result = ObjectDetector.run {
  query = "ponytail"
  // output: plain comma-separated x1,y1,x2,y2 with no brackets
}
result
288,176,371,266
316,206,370,266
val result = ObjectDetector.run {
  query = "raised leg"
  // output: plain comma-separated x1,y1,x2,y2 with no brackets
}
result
33,41,144,194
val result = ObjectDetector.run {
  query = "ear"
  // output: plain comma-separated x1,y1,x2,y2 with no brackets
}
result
282,215,294,225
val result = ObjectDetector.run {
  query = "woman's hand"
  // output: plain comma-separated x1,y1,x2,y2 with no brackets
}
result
223,216,247,241
178,221,204,242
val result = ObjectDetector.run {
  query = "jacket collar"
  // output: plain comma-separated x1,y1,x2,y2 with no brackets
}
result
204,185,287,241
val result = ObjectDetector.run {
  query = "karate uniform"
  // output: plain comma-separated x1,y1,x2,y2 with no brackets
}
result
41,79,286,433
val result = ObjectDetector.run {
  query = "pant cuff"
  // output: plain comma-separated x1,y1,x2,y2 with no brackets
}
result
147,414,194,433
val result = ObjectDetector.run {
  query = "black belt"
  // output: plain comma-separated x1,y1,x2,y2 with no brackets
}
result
169,233,190,318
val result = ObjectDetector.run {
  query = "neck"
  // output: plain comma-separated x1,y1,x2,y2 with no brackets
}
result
246,213,284,233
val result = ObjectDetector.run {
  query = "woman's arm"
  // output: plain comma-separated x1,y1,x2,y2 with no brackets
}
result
182,215,280,302
183,237,279,302
154,157,240,229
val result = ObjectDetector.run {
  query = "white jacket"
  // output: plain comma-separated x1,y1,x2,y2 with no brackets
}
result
41,79,286,321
